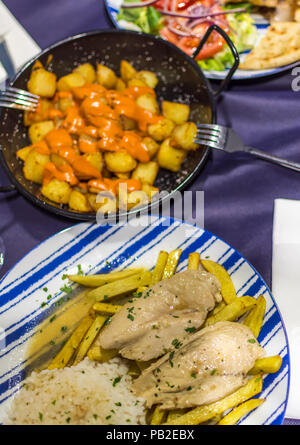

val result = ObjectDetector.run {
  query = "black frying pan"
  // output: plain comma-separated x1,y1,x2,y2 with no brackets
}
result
0,27,239,221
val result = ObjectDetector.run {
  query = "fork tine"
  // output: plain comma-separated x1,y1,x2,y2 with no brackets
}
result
0,91,39,104
194,138,222,150
196,129,220,142
0,101,36,111
196,124,221,132
5,86,40,100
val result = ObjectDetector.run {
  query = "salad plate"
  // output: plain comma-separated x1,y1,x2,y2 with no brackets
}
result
0,216,290,424
105,0,300,80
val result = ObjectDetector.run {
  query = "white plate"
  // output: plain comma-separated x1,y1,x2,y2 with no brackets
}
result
0,216,290,424
105,0,299,80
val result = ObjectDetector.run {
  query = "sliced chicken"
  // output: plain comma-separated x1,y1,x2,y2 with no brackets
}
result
132,321,265,409
100,270,222,361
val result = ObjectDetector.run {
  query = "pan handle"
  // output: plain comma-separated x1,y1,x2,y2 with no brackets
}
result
192,24,239,97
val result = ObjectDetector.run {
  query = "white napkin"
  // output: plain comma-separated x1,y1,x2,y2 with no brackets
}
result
0,1,40,87
272,198,300,419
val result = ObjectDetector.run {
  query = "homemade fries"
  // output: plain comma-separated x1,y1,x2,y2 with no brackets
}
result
47,250,282,425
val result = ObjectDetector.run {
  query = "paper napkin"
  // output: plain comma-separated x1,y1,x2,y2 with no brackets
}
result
0,1,40,87
272,198,300,419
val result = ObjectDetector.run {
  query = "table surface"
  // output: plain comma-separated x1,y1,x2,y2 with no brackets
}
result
0,0,299,425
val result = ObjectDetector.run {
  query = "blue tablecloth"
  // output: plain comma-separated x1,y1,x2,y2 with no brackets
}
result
0,0,299,425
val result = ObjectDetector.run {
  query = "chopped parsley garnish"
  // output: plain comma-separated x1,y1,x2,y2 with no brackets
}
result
115,402,122,407
112,376,121,387
185,326,196,333
171,339,182,349
210,369,217,376
127,314,134,321
191,372,197,379
248,338,256,343
77,264,84,275
93,414,98,419
49,315,56,323
42,287,48,292
60,284,73,294
61,326,68,333
39,412,43,421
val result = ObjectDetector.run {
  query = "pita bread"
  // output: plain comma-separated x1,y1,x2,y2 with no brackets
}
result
239,22,300,70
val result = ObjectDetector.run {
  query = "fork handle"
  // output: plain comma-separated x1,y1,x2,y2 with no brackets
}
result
244,146,300,173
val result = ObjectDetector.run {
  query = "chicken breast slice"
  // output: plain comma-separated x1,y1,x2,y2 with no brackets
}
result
99,269,222,361
132,321,265,409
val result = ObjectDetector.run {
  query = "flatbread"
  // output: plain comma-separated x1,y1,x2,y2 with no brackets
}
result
239,22,300,70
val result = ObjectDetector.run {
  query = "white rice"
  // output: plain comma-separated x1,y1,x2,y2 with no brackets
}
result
5,357,146,425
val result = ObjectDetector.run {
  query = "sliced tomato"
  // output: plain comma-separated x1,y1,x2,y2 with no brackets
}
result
159,2,229,60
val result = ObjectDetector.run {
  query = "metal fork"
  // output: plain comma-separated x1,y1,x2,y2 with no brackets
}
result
0,87,39,111
196,124,300,173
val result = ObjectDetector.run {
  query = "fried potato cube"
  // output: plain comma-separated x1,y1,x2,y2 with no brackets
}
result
162,101,190,125
97,63,118,89
69,190,92,212
23,150,50,184
127,190,149,210
28,120,54,144
83,152,103,172
50,153,67,168
58,97,75,112
16,145,33,161
136,93,159,115
27,68,57,97
73,62,96,83
171,122,198,150
57,72,86,92
132,161,159,185
127,78,148,87
116,78,126,91
136,70,158,89
121,116,137,131
24,99,52,126
157,138,187,172
142,136,159,158
104,151,137,173
120,60,137,82
41,178,72,204
142,183,159,199
148,118,175,142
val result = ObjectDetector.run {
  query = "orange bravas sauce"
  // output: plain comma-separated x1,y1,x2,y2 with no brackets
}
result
28,83,163,195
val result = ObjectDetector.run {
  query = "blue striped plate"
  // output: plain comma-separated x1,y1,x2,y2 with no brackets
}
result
105,0,299,80
0,216,290,424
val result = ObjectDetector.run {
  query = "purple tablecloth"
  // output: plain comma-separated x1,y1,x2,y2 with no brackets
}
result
0,0,299,425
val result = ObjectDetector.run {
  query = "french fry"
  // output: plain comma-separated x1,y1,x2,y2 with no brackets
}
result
188,252,200,270
205,296,257,327
48,312,94,370
73,315,107,365
164,375,263,425
248,355,282,375
162,249,182,280
87,345,118,363
243,295,266,338
217,398,265,425
167,409,187,422
88,271,152,301
68,268,144,287
151,251,169,284
210,301,226,316
151,406,166,425
201,259,237,304
93,302,122,315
